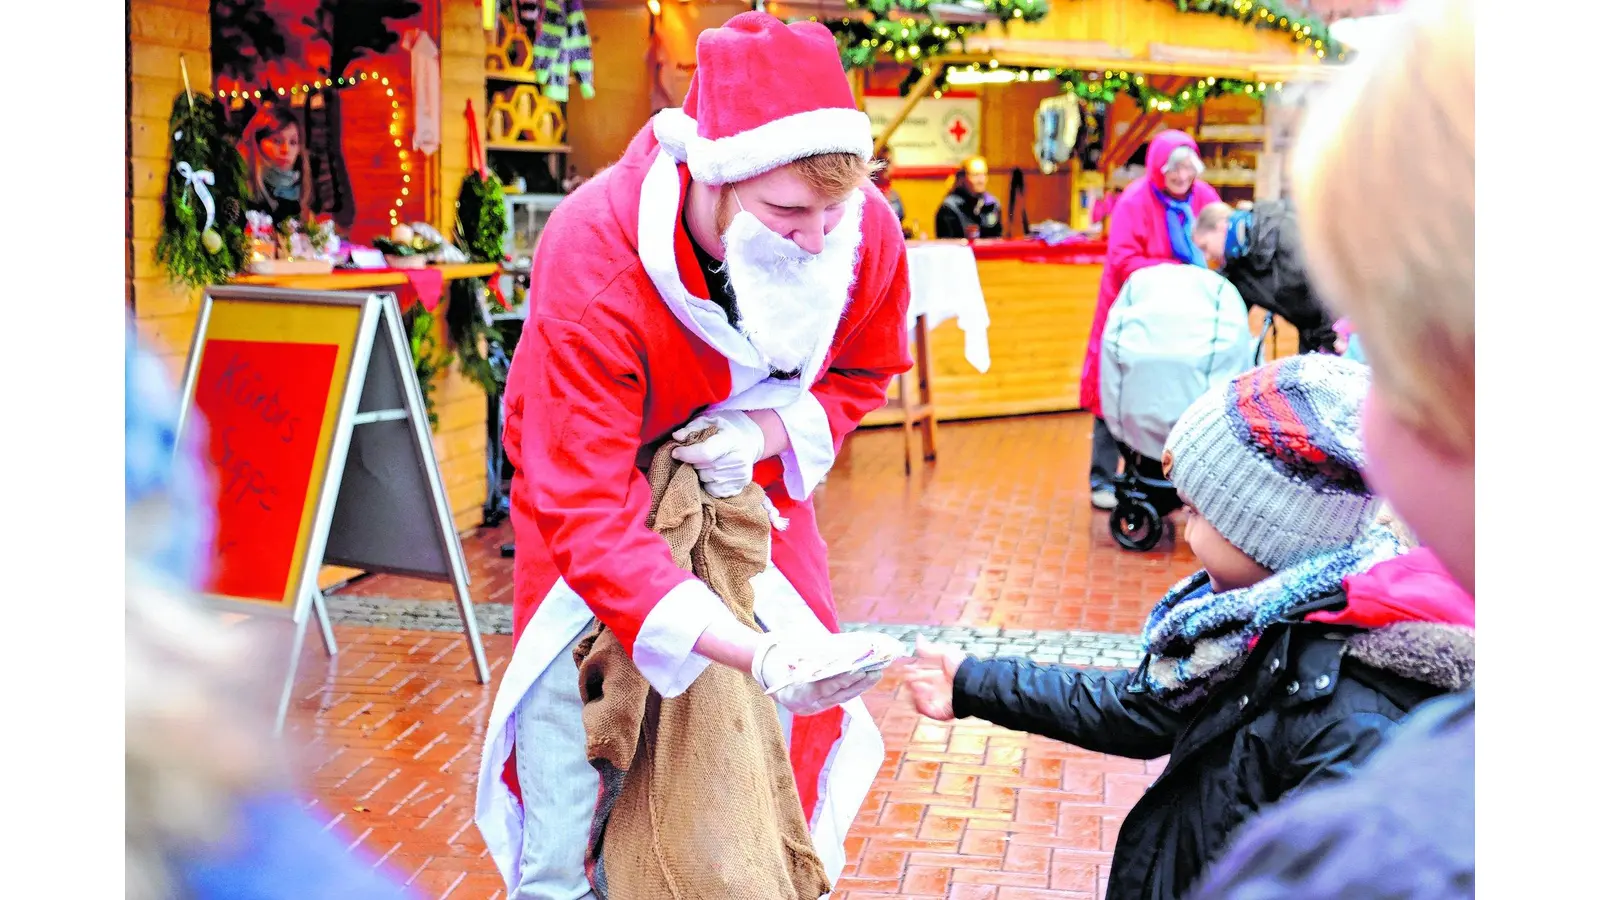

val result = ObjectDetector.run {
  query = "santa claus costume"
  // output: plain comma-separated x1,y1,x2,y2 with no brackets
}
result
474,13,913,899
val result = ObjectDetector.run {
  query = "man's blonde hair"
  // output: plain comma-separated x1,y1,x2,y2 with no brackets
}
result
1196,201,1233,233
1292,0,1474,456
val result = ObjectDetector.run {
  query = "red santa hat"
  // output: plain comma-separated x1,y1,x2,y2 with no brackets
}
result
653,12,873,186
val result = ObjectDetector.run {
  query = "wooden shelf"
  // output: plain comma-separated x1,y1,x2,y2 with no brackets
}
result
486,140,571,154
485,69,543,85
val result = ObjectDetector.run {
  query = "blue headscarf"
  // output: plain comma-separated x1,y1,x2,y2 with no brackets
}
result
126,325,213,588
1153,180,1206,267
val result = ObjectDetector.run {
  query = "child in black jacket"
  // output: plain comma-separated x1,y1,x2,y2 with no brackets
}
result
905,355,1474,900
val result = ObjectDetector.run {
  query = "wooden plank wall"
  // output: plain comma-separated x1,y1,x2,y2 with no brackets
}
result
566,7,655,178
128,0,212,375
127,0,490,533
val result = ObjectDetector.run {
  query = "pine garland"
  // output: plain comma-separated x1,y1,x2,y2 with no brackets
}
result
155,94,251,287
447,170,511,399
406,307,454,431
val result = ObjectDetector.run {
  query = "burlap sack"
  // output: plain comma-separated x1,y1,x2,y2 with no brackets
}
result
574,429,831,900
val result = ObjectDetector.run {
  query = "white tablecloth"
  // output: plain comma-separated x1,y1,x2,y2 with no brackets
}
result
904,242,991,373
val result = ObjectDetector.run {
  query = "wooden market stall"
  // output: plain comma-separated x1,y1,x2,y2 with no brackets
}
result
129,0,508,540
828,0,1346,424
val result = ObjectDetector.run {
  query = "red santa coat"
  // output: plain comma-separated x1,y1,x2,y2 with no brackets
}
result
475,121,912,890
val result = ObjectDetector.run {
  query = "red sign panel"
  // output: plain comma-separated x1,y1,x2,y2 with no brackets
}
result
192,339,341,603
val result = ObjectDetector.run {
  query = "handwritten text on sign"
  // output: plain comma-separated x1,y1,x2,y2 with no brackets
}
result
193,339,339,604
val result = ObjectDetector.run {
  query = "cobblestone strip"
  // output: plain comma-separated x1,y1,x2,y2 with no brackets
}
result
324,596,1146,667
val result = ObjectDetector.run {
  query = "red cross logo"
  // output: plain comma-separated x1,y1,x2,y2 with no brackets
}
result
947,117,969,144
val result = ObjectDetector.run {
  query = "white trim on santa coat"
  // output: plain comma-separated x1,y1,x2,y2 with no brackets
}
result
474,564,884,893
636,141,862,500
652,105,874,186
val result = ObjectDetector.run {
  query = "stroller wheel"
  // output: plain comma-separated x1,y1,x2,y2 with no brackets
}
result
1110,500,1164,552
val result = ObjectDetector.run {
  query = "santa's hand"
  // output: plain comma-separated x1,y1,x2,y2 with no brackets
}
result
671,411,765,498
750,632,884,716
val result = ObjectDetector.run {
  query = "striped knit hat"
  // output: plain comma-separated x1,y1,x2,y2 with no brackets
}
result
1163,354,1377,571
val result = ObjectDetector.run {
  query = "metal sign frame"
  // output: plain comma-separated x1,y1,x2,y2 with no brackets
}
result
177,285,490,732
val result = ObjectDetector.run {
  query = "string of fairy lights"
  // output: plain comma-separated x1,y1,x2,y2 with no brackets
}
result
934,63,1289,113
216,69,412,229
823,0,1347,71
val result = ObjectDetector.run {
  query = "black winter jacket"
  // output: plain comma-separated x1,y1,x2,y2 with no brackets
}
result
1220,199,1337,354
934,190,1003,239
952,622,1464,900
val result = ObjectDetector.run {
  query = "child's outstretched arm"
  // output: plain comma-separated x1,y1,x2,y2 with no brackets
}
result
906,637,1187,760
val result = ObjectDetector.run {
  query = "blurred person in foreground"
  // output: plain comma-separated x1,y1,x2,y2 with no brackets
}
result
125,327,415,899
1188,0,1475,895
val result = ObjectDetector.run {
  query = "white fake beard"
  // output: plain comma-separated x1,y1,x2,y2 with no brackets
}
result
719,193,864,379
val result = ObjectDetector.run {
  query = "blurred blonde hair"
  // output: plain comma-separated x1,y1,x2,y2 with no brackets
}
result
1292,0,1474,457
126,568,283,900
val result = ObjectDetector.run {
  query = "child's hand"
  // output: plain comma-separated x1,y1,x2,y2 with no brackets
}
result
905,636,968,721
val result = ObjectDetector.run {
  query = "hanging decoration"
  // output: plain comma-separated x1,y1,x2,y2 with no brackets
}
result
1059,69,1285,113
215,69,378,101
405,29,442,156
156,87,251,288
818,0,1346,72
378,73,417,228
933,63,1287,113
1033,93,1079,175
518,0,596,102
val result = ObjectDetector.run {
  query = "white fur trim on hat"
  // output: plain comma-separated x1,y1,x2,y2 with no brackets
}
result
652,106,873,186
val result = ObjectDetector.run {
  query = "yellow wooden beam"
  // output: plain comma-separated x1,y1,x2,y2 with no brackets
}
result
872,65,944,158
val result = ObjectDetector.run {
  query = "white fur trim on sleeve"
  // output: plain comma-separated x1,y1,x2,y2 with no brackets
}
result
774,389,837,501
659,107,874,186
632,579,741,697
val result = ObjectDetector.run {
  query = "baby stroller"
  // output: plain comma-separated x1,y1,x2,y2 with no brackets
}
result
1098,264,1257,550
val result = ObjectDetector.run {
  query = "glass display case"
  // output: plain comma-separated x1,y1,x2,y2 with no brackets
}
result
504,192,567,270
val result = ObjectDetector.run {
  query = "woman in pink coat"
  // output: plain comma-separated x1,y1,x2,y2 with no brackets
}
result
1082,129,1220,509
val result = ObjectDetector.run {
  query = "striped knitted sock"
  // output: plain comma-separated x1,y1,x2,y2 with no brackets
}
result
534,0,568,96
565,1,595,100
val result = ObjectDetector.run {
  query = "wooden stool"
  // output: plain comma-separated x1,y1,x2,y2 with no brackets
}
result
893,314,938,474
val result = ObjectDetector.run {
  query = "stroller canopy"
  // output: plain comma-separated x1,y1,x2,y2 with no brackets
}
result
1099,263,1255,460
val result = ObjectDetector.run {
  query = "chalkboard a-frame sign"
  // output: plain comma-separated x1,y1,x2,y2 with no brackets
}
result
176,285,491,730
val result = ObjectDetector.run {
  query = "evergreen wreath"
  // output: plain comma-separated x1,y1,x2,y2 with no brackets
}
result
155,93,250,287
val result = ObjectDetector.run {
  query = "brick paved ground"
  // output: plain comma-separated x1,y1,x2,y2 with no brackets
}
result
303,413,1191,898
337,413,1198,633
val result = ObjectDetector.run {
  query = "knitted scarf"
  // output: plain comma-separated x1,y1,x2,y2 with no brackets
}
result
1153,181,1206,267
524,0,595,102
1139,520,1405,709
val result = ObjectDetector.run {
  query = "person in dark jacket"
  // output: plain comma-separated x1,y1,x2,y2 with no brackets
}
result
934,156,1003,239
1193,200,1338,354
1188,1,1476,895
905,354,1474,900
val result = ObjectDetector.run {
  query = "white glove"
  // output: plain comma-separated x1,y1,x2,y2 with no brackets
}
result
750,631,885,717
670,411,766,499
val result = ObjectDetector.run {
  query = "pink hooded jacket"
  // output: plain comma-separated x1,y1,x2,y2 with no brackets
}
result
1080,130,1221,416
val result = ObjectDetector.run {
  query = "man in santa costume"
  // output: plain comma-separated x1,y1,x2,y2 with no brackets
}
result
474,12,913,899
